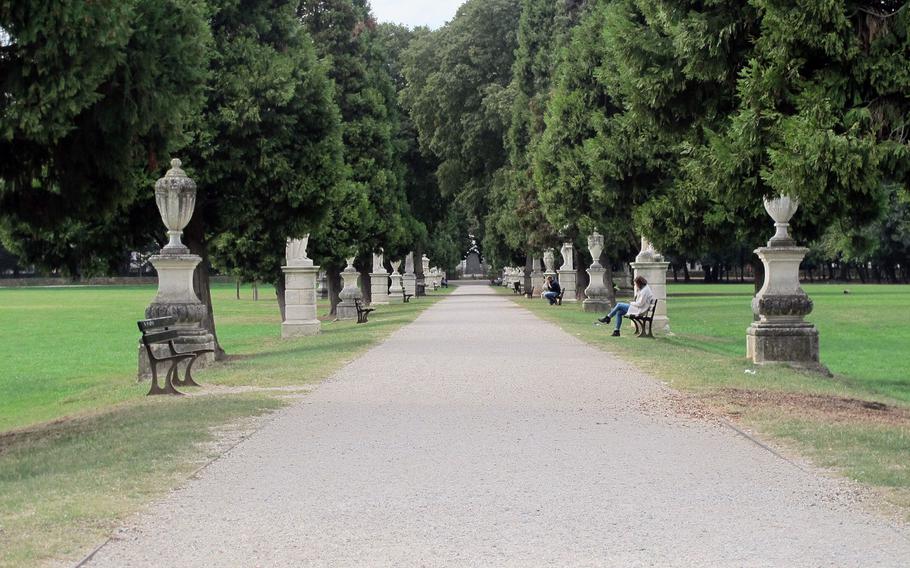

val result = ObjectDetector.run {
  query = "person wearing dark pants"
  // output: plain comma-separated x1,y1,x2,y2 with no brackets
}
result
542,276,561,305
598,276,654,336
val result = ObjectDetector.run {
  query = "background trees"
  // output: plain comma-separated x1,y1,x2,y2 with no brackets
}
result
0,0,211,278
3,0,909,325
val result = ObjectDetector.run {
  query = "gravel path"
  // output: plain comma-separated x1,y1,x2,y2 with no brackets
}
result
83,283,910,567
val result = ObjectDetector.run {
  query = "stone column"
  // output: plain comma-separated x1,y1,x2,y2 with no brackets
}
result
631,237,670,334
317,270,329,300
403,252,417,297
558,242,577,302
388,260,404,303
282,236,320,338
139,159,215,379
418,254,431,296
370,251,390,305
747,196,821,368
615,264,633,298
583,232,610,313
530,257,545,296
336,256,362,321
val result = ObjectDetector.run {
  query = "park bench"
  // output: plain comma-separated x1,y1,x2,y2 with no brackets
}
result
137,316,214,396
402,289,414,303
627,299,659,338
354,299,375,324
512,281,524,295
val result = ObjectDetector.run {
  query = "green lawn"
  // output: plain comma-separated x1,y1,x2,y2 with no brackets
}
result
505,282,910,516
0,283,451,566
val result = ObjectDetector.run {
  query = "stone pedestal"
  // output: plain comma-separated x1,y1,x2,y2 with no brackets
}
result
746,249,820,366
282,265,320,338
583,232,610,313
615,264,634,298
139,160,214,381
558,242,577,301
337,257,362,321
139,254,215,378
530,257,545,296
282,237,320,337
389,260,404,303
370,252,389,305
403,252,417,297
317,270,329,299
631,237,670,334
746,196,820,368
558,271,576,302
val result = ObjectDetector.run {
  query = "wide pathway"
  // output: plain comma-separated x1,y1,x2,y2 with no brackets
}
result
85,283,910,567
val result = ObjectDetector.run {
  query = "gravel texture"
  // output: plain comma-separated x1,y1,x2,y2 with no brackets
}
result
83,283,910,567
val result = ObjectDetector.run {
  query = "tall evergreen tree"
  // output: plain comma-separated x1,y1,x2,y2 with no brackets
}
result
401,0,522,250
299,0,414,310
0,0,210,277
186,0,345,344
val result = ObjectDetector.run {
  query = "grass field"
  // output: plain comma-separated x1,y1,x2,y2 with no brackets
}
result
505,283,910,517
0,283,451,566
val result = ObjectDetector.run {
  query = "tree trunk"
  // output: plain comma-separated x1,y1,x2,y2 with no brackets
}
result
236,278,241,300
683,263,691,282
359,260,372,305
276,277,287,321
524,254,533,296
185,218,226,361
601,252,616,307
326,264,342,315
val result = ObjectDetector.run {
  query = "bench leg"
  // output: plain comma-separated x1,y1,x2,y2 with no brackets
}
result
172,355,202,388
148,360,183,396
643,319,655,339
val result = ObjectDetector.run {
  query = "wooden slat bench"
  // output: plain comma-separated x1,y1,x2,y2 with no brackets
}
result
627,299,659,338
355,299,375,324
138,316,214,395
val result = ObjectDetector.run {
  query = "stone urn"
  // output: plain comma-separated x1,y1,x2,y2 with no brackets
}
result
337,256,363,320
543,250,556,275
155,159,197,255
583,232,610,312
388,259,404,303
140,158,214,379
747,196,822,368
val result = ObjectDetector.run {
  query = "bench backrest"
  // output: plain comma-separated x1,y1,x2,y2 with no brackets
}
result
138,316,178,333
138,316,180,346
647,299,659,317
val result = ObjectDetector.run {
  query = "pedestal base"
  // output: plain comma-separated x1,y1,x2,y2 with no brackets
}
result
403,274,416,297
370,273,390,305
583,299,610,313
747,322,820,367
337,300,358,321
282,321,321,338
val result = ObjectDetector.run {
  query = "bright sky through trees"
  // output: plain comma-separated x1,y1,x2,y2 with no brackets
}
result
370,0,464,28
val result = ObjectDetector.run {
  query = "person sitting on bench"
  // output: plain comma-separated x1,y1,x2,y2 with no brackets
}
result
598,276,654,336
542,275,562,305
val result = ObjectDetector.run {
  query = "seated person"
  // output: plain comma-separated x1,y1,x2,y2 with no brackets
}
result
513,280,522,293
597,276,654,336
542,275,562,305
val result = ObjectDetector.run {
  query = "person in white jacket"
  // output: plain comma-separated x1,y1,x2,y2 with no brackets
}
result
597,276,654,336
